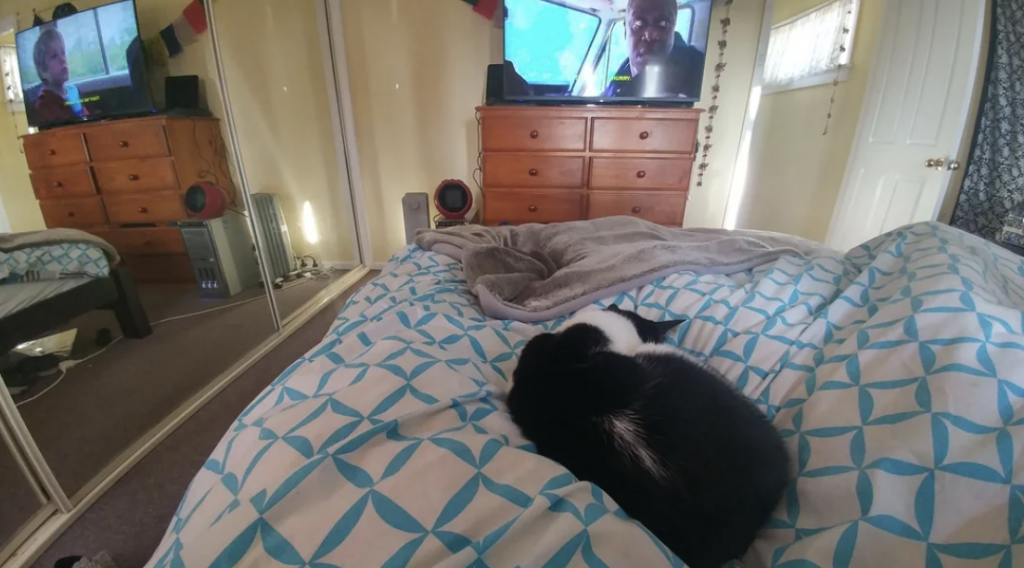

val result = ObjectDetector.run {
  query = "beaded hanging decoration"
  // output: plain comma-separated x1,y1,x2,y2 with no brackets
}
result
696,0,733,188
822,5,854,135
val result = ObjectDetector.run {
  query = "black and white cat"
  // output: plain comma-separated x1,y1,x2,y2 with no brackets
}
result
507,305,790,568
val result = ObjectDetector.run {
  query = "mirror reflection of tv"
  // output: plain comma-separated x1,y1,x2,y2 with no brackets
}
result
15,0,155,130
503,0,714,104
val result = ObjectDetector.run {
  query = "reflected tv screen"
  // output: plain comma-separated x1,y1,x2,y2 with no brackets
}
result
504,0,714,103
16,0,155,129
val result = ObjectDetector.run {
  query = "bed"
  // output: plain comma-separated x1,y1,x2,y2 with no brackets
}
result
146,222,1024,568
0,236,151,356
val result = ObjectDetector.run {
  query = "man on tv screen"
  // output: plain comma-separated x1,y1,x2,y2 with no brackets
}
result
604,0,706,99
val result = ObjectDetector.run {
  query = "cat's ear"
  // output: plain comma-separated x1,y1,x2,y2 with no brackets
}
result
607,304,624,313
652,318,688,340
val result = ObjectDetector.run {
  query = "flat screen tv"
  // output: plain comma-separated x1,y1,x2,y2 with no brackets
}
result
503,0,714,104
15,0,155,129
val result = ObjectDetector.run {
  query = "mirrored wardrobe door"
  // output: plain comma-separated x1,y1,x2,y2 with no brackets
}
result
0,407,51,564
0,0,279,503
209,0,362,323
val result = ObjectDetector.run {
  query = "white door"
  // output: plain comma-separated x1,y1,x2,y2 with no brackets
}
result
825,0,986,251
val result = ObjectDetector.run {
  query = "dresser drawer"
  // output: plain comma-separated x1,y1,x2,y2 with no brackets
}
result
591,118,699,155
30,166,96,199
85,122,170,162
39,196,108,229
94,158,180,194
23,131,88,169
484,192,583,224
588,192,686,226
482,117,587,152
590,157,693,190
483,155,585,189
91,227,186,256
105,192,185,224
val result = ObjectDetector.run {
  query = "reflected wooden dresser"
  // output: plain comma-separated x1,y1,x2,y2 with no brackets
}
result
477,106,702,227
23,116,235,283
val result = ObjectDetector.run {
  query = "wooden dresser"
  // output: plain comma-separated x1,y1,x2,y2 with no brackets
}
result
24,116,235,283
478,106,702,227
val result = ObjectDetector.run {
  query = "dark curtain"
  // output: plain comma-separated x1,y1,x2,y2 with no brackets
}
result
951,0,1024,239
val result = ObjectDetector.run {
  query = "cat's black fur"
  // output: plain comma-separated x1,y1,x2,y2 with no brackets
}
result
507,305,790,568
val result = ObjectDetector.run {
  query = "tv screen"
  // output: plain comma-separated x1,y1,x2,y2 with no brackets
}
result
504,0,714,103
15,0,155,129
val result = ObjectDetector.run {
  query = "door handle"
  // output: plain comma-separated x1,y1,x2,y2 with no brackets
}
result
925,158,962,171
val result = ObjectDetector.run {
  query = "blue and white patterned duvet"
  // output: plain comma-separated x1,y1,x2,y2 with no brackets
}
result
147,222,1024,568
0,243,110,283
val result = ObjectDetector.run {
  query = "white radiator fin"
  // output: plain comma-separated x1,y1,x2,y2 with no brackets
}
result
251,193,295,280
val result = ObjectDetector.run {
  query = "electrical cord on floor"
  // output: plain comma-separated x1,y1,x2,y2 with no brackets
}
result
13,278,315,407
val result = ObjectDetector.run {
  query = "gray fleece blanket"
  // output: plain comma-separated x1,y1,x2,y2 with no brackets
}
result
414,216,833,322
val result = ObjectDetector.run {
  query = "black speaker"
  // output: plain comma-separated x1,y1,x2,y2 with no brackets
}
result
485,63,504,105
165,75,200,111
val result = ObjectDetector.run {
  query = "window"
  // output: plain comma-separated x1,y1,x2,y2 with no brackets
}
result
16,2,137,90
762,0,858,93
1,44,23,111
504,0,600,87
600,6,696,92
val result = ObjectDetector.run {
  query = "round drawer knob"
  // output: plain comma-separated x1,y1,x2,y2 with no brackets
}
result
637,171,647,179
119,141,130,148
528,205,538,212
128,174,140,181
639,131,650,140
138,207,149,213
632,207,642,214
142,240,153,247
67,211,75,217
529,169,538,176
53,181,63,188
530,130,539,139
48,149,57,156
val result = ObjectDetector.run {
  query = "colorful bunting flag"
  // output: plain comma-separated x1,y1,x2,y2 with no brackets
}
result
182,0,208,34
159,24,183,57
472,0,498,19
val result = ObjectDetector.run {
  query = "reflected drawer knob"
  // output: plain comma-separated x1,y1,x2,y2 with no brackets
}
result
48,149,57,156
528,205,538,212
119,141,129,148
529,169,538,176
530,130,539,139
128,174,139,181
637,171,647,179
67,211,75,217
632,207,642,214
138,207,148,213
53,181,63,188
639,131,650,140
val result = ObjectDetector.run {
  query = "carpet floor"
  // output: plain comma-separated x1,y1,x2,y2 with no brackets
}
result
0,272,350,553
27,271,376,568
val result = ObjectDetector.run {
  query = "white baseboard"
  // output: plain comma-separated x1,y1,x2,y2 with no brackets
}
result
321,260,362,270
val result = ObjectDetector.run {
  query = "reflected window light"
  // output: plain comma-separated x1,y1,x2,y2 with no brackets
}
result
301,201,321,245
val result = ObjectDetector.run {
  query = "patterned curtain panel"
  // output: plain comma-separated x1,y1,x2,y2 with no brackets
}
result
951,0,1024,240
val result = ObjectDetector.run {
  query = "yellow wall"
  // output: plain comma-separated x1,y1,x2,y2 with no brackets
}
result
735,0,883,242
685,0,766,230
341,0,766,263
0,31,45,233
341,0,500,264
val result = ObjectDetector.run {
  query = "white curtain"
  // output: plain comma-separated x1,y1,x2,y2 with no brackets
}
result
762,0,854,88
1,44,24,110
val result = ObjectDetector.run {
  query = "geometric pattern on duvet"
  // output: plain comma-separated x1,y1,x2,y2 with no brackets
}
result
146,222,1024,568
